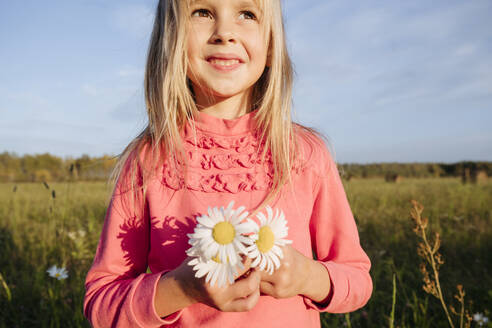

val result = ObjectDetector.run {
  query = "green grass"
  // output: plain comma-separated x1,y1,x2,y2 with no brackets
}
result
0,178,491,327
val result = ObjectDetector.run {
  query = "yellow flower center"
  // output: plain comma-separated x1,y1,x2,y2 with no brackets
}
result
212,254,221,263
55,273,60,277
256,226,275,253
212,222,235,245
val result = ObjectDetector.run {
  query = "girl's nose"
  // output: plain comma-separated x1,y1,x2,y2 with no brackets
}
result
210,18,237,44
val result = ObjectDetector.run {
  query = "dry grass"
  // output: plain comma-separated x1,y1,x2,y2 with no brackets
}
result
410,200,472,328
0,178,490,327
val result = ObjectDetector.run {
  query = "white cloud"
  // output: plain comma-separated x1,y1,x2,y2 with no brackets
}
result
82,83,100,96
288,0,492,112
285,0,492,162
118,67,144,78
1,88,49,107
454,44,477,57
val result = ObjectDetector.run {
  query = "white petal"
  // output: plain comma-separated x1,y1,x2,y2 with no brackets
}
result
213,207,222,220
266,206,273,223
251,254,261,267
205,270,213,283
265,256,273,274
245,245,256,253
233,239,247,255
236,210,249,223
225,201,234,218
279,210,285,222
272,245,283,259
235,223,254,234
246,219,259,232
239,235,255,244
271,252,280,269
196,266,209,278
257,212,266,226
188,258,199,266
226,244,237,265
197,216,215,228
220,265,229,287
210,265,220,287
219,247,228,264
235,206,246,217
250,248,260,259
276,239,292,246
204,243,218,259
227,268,235,285
259,256,267,271
209,243,219,258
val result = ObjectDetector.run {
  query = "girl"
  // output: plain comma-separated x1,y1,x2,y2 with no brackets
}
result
83,0,372,327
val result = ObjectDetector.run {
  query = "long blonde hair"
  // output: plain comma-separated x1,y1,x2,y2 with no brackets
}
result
112,0,304,212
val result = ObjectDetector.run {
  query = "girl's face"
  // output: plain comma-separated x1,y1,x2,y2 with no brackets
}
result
186,0,269,106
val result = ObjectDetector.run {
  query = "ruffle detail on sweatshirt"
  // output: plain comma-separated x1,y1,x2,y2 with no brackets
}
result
161,135,275,193
162,164,274,193
160,125,306,193
184,133,259,153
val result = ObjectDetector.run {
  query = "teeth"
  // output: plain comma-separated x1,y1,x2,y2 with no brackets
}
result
210,59,239,66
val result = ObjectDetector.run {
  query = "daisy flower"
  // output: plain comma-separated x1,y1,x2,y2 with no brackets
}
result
187,201,252,266
47,265,68,280
245,206,292,274
188,256,244,288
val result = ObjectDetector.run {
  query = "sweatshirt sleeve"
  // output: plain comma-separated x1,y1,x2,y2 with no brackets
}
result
83,155,182,327
303,140,373,313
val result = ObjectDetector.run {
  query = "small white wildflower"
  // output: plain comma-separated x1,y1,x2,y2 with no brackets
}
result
473,313,489,327
47,265,68,280
67,229,86,241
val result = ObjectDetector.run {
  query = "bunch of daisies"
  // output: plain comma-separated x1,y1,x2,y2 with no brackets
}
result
186,201,291,287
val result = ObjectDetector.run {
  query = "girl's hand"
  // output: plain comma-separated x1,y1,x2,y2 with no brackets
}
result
174,257,261,312
258,245,310,299
258,245,331,302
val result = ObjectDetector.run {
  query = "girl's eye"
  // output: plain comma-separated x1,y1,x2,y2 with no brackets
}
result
238,11,256,20
191,9,212,19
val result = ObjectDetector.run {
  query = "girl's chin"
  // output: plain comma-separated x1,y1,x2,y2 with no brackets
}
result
195,88,252,102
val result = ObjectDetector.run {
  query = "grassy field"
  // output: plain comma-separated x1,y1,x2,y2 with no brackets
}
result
0,178,490,327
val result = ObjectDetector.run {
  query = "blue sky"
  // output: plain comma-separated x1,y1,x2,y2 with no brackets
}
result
1,0,491,163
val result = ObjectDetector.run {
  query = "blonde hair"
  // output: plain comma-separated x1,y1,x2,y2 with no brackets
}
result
112,0,306,213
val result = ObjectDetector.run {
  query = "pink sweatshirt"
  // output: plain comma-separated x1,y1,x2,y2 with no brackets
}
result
83,110,372,327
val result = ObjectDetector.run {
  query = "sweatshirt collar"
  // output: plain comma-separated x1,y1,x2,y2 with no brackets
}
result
189,109,258,136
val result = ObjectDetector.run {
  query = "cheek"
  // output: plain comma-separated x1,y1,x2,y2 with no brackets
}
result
186,28,205,60
246,36,269,66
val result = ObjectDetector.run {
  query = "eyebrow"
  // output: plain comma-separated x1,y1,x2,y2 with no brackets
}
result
189,0,209,5
189,0,260,9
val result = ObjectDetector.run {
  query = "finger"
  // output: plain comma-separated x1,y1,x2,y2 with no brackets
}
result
235,257,252,279
258,269,276,283
259,281,276,296
229,286,260,312
242,255,252,267
231,269,260,299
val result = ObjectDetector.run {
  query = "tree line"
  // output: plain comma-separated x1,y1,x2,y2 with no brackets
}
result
0,151,490,183
0,152,116,183
338,161,491,180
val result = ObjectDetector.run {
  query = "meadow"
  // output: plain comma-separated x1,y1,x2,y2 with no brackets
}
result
0,177,490,327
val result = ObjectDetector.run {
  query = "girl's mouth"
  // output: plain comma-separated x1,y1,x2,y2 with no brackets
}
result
209,58,239,66
206,55,243,71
